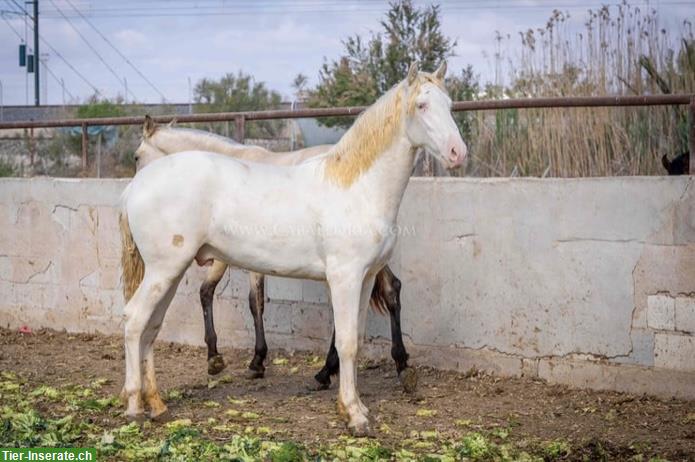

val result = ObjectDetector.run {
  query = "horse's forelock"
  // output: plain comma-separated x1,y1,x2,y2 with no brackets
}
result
407,73,447,115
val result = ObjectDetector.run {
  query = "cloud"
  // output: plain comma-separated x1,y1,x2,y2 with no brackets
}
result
114,29,149,53
0,1,693,104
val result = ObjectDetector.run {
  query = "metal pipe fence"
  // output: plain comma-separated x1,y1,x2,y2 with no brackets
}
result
1,94,693,174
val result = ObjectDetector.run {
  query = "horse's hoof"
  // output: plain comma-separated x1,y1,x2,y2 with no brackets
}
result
347,418,371,437
307,379,331,392
244,368,265,380
150,407,171,422
125,413,147,424
207,355,226,375
399,367,418,393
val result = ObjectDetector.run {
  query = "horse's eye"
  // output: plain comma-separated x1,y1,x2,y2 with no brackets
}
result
417,102,428,110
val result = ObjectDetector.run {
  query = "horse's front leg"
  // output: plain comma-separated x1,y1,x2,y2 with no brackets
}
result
246,272,268,379
328,270,375,436
200,260,227,375
377,265,417,393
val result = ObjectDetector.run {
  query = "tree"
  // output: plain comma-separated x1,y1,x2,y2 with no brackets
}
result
446,65,480,141
308,0,456,128
292,73,309,98
76,95,125,118
194,71,283,138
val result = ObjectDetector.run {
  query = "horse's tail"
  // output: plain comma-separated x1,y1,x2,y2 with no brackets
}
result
119,186,144,302
368,279,390,316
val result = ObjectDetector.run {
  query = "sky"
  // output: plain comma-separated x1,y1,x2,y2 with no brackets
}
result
0,0,693,106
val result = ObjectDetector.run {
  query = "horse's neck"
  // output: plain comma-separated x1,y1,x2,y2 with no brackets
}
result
355,134,416,223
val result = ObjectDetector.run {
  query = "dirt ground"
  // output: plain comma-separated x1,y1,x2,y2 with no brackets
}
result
1,328,694,461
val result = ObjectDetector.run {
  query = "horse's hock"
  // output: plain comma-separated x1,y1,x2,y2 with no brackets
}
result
1,176,694,398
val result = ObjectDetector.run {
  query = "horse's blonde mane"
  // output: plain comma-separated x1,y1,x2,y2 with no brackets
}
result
324,83,404,187
324,73,442,187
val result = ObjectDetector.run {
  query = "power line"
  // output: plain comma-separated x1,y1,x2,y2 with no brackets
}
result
8,0,101,97
7,0,26,15
62,0,167,102
39,0,693,17
39,35,101,96
3,2,77,103
0,11,24,40
47,0,136,101
43,60,76,101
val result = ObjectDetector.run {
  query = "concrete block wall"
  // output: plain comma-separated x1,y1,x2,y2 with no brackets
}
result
647,294,695,370
0,176,693,398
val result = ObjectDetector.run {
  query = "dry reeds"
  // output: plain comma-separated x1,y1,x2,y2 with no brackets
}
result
462,2,694,177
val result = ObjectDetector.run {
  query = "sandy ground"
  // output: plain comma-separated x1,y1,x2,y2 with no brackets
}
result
1,328,694,461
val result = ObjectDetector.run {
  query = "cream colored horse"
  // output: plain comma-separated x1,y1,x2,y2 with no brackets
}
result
133,120,329,170
120,63,465,435
134,118,417,393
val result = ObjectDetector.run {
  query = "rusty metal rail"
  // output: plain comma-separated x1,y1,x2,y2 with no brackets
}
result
0,94,692,129
1,93,693,174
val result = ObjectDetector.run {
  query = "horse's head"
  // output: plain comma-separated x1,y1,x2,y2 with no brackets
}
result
403,62,466,169
134,115,167,171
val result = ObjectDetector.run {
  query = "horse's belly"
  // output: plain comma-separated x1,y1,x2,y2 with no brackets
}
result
209,228,326,280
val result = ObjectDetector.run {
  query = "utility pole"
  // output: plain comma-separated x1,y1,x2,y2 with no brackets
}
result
33,0,39,106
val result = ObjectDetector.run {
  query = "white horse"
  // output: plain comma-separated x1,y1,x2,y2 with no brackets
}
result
119,62,466,435
132,120,331,171
133,118,419,393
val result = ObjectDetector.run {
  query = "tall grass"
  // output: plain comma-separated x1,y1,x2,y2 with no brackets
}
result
465,2,694,177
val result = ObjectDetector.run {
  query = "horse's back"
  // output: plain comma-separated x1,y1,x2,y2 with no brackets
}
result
127,149,323,236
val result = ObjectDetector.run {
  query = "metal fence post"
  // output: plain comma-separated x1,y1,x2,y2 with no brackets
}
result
689,96,695,175
29,127,35,167
96,132,102,178
235,115,245,143
81,123,88,171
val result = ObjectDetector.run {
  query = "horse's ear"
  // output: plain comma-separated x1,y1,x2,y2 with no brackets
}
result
434,61,447,81
143,115,157,138
407,62,419,85
661,154,671,172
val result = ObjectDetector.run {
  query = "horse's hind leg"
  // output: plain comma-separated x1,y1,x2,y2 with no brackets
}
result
200,260,227,375
378,265,417,393
143,348,167,419
123,268,184,420
142,276,181,419
246,272,267,379
313,331,339,390
314,267,415,393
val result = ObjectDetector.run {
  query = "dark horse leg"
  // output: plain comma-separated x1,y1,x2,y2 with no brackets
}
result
380,266,417,392
201,261,228,375
246,272,268,379
313,265,416,392
313,331,339,390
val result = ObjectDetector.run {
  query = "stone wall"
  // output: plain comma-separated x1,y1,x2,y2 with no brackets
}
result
0,176,693,398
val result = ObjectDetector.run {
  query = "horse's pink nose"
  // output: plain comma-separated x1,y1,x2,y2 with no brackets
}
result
447,135,467,168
